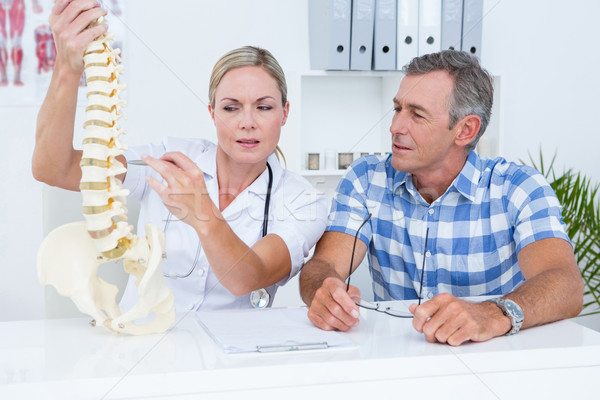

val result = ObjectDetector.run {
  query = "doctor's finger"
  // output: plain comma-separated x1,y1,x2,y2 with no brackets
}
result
57,0,103,26
161,152,201,173
142,155,187,187
146,176,170,202
52,5,107,55
52,0,92,16
146,175,186,207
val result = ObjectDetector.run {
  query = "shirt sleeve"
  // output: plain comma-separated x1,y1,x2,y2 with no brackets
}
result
326,158,373,247
267,173,328,286
505,165,571,253
122,142,165,201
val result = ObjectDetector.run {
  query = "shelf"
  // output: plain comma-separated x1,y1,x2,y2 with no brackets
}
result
300,70,405,78
298,73,401,171
300,169,346,177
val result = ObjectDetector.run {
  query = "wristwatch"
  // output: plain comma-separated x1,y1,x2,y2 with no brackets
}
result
491,298,524,335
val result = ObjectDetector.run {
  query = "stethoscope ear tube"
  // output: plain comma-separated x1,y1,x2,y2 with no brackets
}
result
262,162,273,237
252,162,273,308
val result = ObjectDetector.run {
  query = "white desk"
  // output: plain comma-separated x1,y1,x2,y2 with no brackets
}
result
2,305,600,400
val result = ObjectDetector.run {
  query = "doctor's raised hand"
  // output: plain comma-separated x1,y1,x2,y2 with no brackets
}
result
143,152,216,227
50,0,108,73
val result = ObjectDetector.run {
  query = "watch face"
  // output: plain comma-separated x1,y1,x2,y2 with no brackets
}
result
505,300,524,319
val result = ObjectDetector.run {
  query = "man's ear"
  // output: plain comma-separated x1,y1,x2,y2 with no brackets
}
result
454,115,482,147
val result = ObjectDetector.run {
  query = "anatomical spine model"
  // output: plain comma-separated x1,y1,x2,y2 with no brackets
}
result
37,16,175,335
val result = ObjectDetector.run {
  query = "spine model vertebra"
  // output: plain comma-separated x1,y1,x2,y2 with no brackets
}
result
80,29,132,260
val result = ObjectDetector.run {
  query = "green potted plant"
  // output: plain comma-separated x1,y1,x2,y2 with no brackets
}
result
525,151,600,317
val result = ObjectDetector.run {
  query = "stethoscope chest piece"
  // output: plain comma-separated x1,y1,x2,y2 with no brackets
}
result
250,288,270,309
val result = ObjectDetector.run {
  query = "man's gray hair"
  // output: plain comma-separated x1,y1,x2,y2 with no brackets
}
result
402,50,494,151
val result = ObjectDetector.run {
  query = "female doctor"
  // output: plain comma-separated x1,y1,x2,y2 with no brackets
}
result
32,0,328,311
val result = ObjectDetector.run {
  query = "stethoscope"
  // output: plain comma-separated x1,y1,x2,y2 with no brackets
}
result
162,162,273,309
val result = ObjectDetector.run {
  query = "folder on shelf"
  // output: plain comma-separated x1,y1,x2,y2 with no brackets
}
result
396,0,419,70
418,0,442,56
373,0,397,71
441,0,463,51
350,0,376,70
195,307,355,354
461,0,483,59
308,0,352,70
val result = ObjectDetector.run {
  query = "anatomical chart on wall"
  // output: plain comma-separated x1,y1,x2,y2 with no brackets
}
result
0,0,125,106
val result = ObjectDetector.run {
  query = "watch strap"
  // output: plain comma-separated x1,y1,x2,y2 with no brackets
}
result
491,298,524,336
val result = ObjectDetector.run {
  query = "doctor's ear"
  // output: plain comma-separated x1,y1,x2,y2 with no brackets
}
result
454,115,481,147
281,101,290,126
208,104,216,124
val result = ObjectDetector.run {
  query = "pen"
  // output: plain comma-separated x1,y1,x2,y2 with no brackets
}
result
127,160,148,166
127,160,178,167
256,341,328,353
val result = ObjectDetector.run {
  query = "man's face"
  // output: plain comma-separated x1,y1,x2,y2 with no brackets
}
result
389,70,457,176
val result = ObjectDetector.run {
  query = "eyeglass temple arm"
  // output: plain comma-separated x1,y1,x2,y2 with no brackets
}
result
346,213,372,292
417,228,430,305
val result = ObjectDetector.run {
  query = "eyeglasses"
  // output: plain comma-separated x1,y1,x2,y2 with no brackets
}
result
346,214,430,318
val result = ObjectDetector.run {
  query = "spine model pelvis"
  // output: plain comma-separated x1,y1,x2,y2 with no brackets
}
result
37,18,175,335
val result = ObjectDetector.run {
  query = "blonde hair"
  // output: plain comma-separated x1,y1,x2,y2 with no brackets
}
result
209,46,287,164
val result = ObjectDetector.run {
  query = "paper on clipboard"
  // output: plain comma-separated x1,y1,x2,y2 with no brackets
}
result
195,307,356,354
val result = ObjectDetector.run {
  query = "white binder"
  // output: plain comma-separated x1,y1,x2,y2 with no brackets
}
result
396,0,419,69
461,0,483,59
441,0,463,51
350,0,376,70
418,0,441,56
373,0,397,71
308,0,352,70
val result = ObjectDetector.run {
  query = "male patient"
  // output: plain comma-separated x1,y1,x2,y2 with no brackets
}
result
300,50,583,346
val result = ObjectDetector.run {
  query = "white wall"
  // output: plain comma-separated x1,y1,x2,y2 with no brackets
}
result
2,0,599,321
482,0,600,177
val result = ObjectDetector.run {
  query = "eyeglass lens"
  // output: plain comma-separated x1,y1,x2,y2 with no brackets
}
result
351,296,412,318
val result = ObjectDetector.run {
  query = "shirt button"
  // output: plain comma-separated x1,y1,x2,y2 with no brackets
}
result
427,292,434,299
426,251,431,258
428,209,434,215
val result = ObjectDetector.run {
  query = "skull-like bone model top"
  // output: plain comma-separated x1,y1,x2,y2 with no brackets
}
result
37,16,175,335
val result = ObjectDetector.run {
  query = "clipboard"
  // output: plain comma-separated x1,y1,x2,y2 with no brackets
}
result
195,307,356,354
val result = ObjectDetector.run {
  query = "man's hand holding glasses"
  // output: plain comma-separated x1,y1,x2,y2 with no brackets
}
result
306,213,429,331
346,215,429,319
304,215,373,332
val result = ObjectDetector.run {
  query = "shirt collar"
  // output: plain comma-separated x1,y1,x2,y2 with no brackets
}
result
194,144,281,198
391,150,483,202
193,143,216,181
452,150,482,202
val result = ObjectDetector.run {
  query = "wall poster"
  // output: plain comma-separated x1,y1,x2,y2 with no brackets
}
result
0,0,124,106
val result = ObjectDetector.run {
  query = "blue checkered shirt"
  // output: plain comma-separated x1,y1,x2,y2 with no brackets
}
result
327,151,571,301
